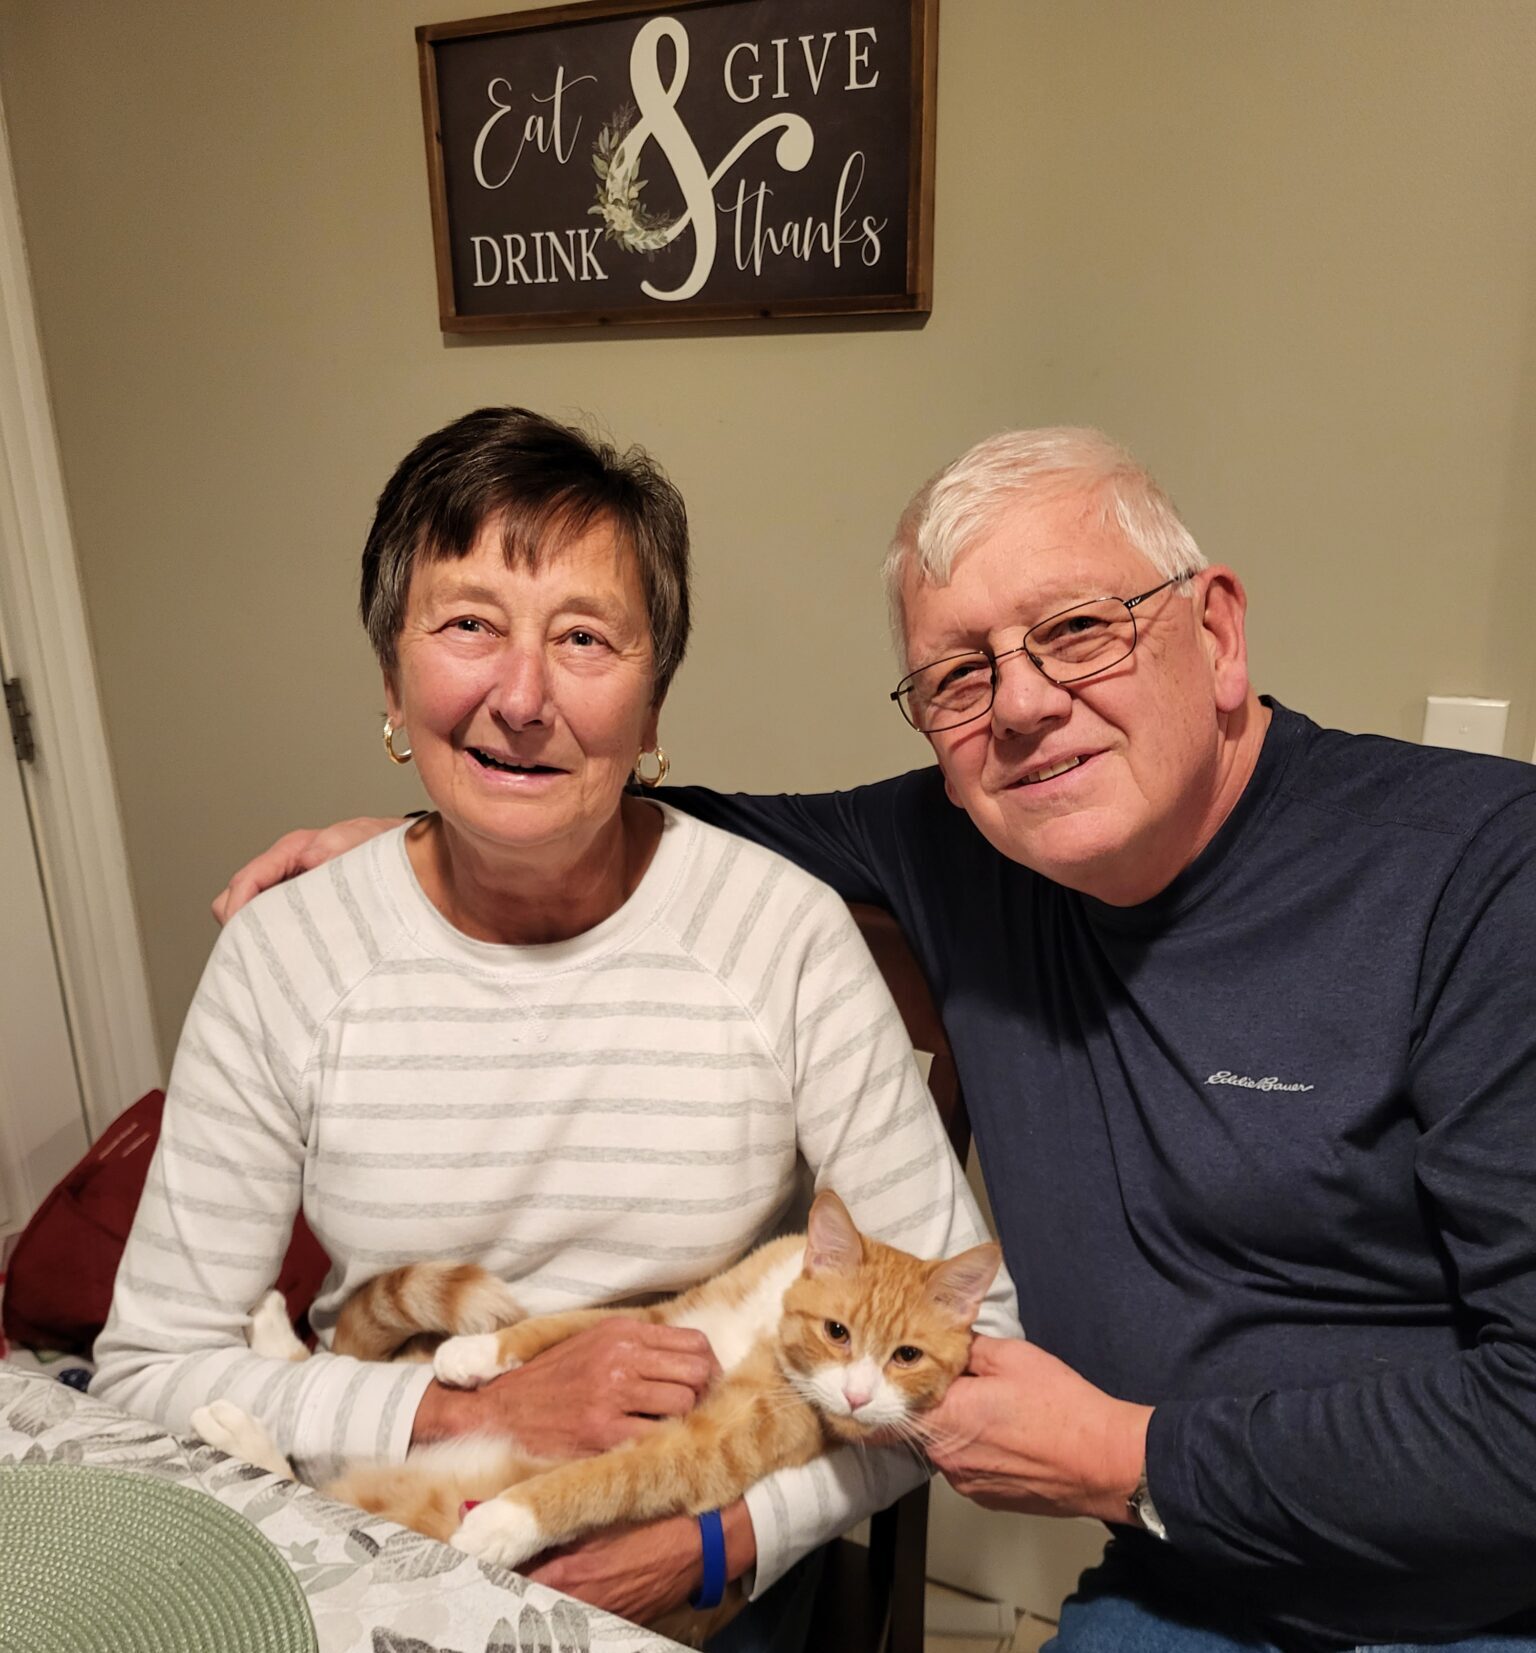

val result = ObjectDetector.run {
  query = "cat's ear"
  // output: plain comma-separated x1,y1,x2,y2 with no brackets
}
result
804,1190,864,1278
925,1242,1002,1325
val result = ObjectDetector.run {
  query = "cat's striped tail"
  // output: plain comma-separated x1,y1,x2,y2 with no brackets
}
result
334,1262,525,1361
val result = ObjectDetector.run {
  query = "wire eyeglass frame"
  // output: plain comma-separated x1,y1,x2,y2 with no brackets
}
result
890,570,1199,734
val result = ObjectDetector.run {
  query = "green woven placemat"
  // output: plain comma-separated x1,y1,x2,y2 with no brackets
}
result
0,1461,318,1653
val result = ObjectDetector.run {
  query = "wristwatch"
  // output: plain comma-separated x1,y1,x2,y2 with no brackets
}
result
1127,1462,1167,1540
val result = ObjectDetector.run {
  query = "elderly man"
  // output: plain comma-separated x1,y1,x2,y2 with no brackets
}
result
218,429,1536,1651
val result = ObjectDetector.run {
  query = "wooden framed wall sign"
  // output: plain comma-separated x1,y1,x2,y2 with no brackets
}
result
417,0,939,330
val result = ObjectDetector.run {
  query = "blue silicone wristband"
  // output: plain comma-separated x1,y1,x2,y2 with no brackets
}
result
689,1508,728,1610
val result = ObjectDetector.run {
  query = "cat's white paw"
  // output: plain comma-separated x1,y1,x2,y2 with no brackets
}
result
191,1401,294,1479
451,1497,544,1571
248,1290,307,1361
434,1332,519,1389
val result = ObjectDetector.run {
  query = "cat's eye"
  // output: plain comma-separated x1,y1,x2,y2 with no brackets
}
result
823,1320,850,1344
891,1346,923,1366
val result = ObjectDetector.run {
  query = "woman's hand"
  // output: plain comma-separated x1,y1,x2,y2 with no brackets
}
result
527,1501,756,1624
413,1317,720,1458
528,1515,701,1623
920,1335,1152,1523
212,818,404,923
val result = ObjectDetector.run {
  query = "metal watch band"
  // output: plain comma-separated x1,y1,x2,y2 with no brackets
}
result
1128,1464,1168,1541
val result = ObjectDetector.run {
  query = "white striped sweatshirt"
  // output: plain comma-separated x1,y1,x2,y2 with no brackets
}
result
94,804,1019,1594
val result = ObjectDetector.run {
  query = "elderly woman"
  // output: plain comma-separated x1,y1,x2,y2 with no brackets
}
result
94,407,1015,1639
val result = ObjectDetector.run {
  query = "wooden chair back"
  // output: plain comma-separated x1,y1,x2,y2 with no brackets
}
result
846,904,970,1162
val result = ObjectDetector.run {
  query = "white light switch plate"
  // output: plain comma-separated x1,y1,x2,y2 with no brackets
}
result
1422,696,1508,756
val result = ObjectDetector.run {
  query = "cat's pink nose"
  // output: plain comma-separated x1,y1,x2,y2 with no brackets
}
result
844,1387,872,1412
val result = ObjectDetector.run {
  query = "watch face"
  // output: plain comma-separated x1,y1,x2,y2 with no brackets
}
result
1133,1482,1168,1542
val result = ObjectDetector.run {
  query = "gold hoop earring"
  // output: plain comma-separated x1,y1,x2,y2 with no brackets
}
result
633,745,670,788
382,716,413,765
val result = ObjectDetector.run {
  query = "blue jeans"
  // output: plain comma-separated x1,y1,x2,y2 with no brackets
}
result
1045,1551,1536,1653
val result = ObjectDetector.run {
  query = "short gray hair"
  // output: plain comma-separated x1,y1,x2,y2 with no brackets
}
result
882,428,1206,659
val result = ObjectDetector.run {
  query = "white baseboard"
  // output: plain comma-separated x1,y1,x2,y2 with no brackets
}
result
923,1581,1017,1639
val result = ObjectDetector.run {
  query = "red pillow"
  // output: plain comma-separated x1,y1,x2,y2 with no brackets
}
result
2,1089,329,1354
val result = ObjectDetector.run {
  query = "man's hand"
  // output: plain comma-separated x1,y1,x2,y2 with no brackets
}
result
921,1335,1152,1524
212,818,405,923
413,1318,720,1458
527,1501,755,1625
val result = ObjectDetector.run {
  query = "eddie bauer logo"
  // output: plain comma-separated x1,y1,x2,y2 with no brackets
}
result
1207,1070,1315,1093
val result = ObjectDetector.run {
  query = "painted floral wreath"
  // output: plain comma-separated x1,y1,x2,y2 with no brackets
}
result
589,105,677,254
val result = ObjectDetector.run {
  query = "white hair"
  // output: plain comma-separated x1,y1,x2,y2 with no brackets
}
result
882,427,1207,661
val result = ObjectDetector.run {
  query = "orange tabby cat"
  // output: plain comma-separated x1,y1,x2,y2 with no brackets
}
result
194,1191,998,1598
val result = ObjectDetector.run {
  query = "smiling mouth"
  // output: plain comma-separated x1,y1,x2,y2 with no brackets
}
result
1016,755,1085,787
468,748,562,776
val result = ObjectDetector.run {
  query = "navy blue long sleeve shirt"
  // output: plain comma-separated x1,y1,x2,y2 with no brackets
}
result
666,700,1536,1649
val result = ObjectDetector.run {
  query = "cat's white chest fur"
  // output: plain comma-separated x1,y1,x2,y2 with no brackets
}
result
668,1244,804,1372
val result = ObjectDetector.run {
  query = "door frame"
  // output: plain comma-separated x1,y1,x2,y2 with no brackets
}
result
0,86,161,1137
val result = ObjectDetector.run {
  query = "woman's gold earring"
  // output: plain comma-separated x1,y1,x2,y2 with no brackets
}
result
633,745,670,788
383,717,413,765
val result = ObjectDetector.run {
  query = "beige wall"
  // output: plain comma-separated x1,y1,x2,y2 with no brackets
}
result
1,0,1533,1062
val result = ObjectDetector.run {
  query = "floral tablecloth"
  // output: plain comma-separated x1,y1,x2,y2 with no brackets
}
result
0,1366,684,1653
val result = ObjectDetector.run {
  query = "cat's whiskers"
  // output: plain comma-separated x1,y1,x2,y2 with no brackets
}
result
904,1413,971,1462
872,1412,937,1470
762,1385,819,1423
906,1414,940,1447
780,1372,823,1412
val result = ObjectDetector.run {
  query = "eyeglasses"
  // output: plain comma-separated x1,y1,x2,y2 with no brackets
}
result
890,571,1198,734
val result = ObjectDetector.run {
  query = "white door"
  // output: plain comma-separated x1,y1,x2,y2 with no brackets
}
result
0,81,157,1223
0,625,89,1237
